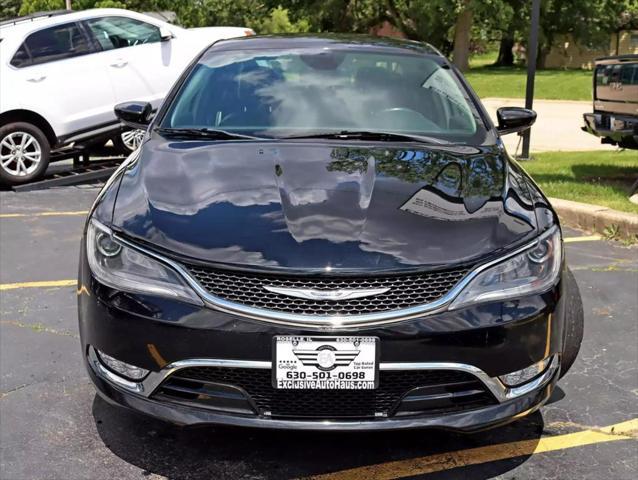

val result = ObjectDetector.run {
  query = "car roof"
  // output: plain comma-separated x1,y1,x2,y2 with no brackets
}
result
0,10,71,28
204,34,444,57
595,54,638,64
0,8,165,35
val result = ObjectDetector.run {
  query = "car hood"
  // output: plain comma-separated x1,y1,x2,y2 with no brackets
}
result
110,138,538,272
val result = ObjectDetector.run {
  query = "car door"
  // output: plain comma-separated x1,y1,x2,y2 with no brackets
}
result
82,16,178,109
9,21,116,138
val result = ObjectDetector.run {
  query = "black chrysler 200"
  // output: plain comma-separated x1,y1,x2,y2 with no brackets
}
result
78,36,584,431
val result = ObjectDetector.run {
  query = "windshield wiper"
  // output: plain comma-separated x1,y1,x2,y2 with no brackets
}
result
155,127,262,140
280,130,448,144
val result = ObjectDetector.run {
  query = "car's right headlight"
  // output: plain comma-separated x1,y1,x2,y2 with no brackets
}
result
86,219,203,306
450,226,562,310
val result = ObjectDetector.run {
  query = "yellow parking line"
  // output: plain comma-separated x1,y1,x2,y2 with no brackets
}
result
305,418,638,480
0,280,76,291
0,210,88,218
564,235,603,243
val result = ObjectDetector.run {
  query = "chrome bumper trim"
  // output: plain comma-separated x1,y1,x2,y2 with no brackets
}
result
88,347,145,394
88,347,558,404
382,355,559,401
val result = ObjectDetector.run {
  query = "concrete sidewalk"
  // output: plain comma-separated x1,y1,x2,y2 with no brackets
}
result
482,98,616,154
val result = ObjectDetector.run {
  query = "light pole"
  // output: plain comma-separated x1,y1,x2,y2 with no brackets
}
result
66,0,72,10
520,0,541,160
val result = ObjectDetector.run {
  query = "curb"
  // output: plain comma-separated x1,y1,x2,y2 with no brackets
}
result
549,197,638,240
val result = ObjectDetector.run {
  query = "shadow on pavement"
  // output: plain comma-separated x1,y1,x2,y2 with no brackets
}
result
93,395,544,480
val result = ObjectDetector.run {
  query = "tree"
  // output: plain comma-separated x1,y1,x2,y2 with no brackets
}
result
1,0,21,21
253,6,310,33
477,0,632,68
488,0,522,66
19,1,161,15
382,0,457,52
452,0,473,71
19,0,64,15
15,0,635,70
381,1,510,64
16,0,314,32
536,0,630,68
271,1,383,35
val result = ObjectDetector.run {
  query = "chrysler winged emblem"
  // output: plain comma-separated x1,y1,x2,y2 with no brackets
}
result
263,286,390,301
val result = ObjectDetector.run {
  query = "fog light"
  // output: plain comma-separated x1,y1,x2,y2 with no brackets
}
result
499,357,552,387
97,349,149,380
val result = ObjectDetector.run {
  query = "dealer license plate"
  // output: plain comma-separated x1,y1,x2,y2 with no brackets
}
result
273,336,378,389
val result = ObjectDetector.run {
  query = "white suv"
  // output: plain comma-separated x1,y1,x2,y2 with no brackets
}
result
0,8,253,185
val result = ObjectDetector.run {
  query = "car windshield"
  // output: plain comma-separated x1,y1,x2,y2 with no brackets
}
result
161,47,488,143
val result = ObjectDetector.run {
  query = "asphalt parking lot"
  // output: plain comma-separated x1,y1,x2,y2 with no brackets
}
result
1,184,637,480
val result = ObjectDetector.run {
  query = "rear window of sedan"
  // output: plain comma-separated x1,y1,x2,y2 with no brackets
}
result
162,48,488,143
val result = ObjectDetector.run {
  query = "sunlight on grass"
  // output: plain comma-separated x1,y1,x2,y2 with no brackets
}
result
521,150,638,213
466,67,592,101
469,51,499,68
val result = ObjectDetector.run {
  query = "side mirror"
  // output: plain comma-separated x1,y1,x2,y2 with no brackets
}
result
159,27,173,41
496,107,537,135
114,102,153,130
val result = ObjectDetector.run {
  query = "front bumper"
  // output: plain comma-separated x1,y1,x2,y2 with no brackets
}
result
78,238,567,431
86,346,560,431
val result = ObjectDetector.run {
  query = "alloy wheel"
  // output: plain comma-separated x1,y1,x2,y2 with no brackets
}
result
0,131,42,177
120,129,145,152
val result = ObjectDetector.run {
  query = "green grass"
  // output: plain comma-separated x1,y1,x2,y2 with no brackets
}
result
521,150,638,213
469,51,499,68
465,66,592,101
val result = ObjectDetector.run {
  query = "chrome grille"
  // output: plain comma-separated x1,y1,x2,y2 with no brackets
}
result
186,264,472,315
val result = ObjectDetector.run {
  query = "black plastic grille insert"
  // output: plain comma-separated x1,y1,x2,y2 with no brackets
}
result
155,367,496,419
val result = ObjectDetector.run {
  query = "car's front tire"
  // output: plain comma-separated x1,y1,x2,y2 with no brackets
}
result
560,268,584,378
0,122,51,186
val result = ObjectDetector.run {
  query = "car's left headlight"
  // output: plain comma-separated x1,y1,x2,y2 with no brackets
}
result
86,219,203,305
450,226,562,310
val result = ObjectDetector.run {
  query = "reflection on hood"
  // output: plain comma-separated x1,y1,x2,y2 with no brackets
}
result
112,140,537,270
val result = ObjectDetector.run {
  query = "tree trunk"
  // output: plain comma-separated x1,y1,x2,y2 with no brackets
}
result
536,43,551,69
495,35,514,66
384,0,420,40
452,1,473,72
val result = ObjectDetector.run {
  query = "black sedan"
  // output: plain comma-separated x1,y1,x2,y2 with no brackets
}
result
78,35,583,431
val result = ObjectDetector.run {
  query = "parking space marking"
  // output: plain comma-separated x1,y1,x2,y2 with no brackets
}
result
0,279,76,291
564,235,603,243
0,210,88,218
306,418,638,480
